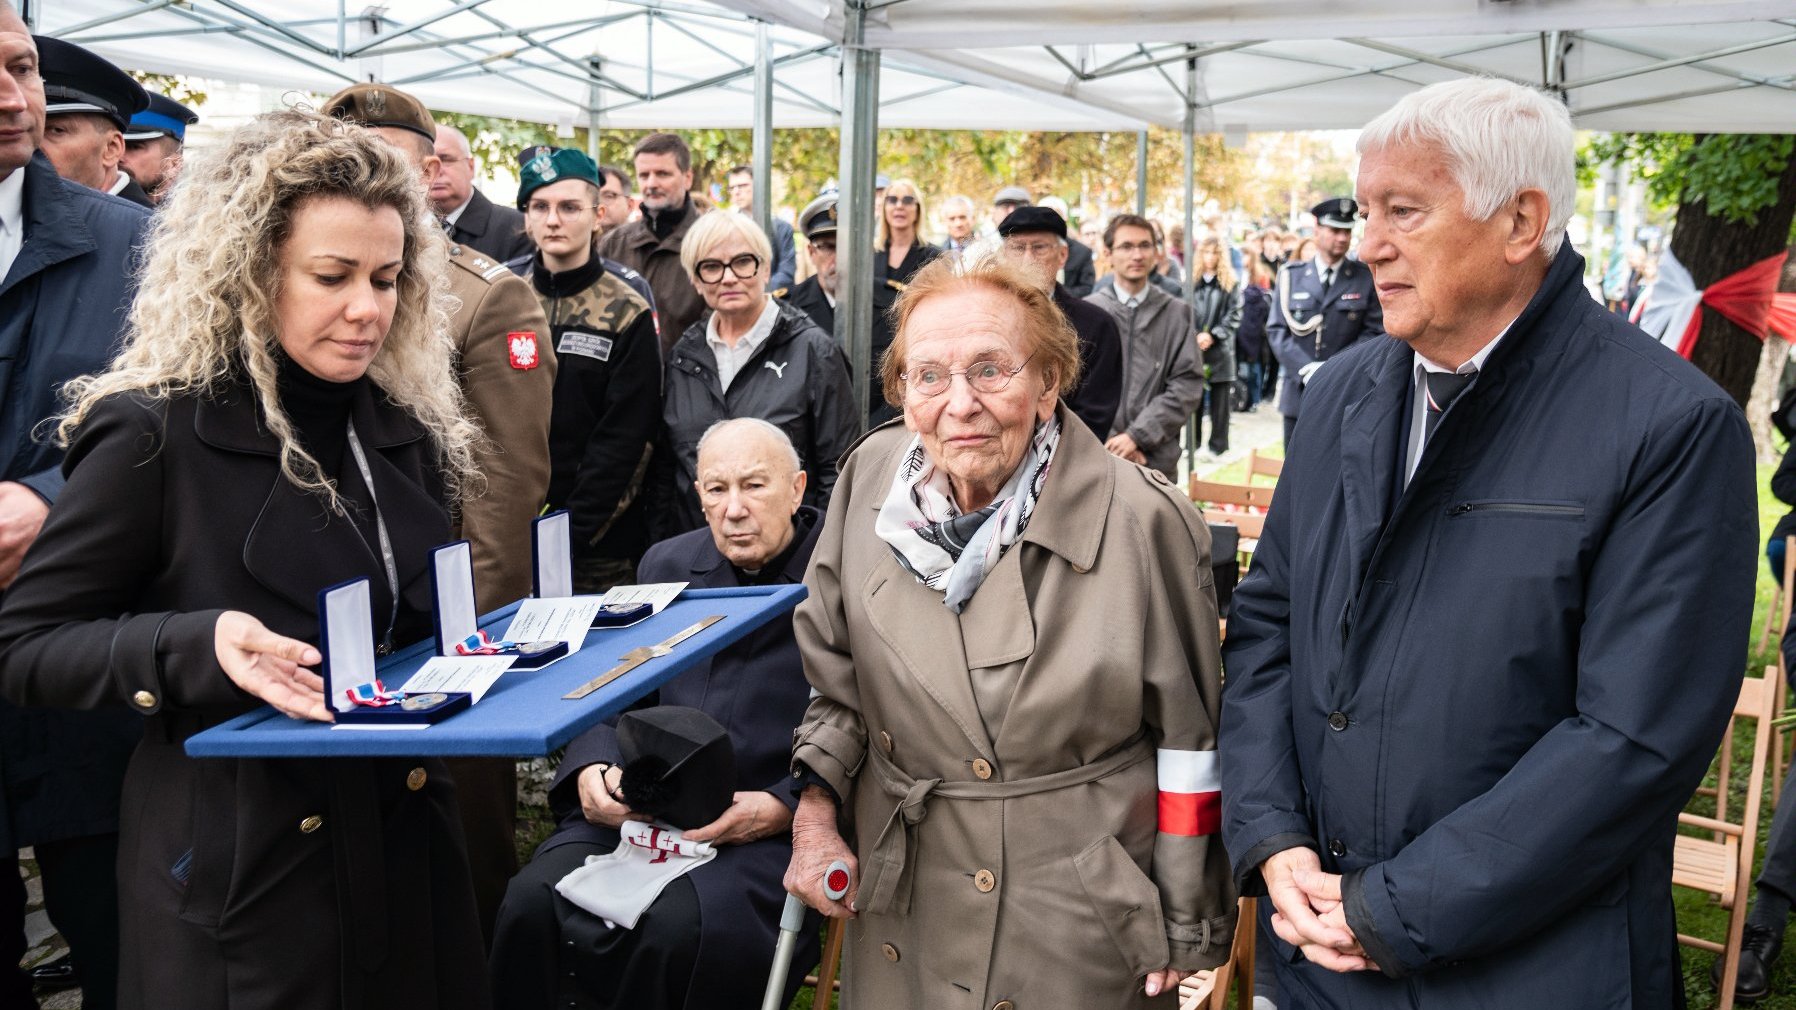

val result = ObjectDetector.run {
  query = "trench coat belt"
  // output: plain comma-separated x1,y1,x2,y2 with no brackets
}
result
859,733,1153,916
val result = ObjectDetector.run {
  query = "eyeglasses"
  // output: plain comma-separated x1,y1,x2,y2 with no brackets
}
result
1002,239,1062,259
1111,240,1156,255
900,354,1034,399
695,253,763,284
884,194,918,207
526,200,594,219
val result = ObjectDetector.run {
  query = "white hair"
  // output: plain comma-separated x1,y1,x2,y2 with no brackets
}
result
1357,77,1575,257
696,417,801,472
941,195,974,214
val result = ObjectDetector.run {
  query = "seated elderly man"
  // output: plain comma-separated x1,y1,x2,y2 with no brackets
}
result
490,418,823,1010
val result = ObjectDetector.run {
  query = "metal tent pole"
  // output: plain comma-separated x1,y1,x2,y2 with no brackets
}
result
1183,47,1199,476
1135,129,1149,216
587,56,603,161
836,0,879,422
751,22,774,237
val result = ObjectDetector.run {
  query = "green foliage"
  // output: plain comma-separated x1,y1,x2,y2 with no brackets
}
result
1580,132,1795,228
126,71,207,109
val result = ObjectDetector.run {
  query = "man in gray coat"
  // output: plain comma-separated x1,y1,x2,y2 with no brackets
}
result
1087,212,1205,479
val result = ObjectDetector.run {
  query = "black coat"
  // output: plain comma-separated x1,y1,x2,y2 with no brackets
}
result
1190,275,1242,385
1220,245,1756,1007
1235,282,1271,363
0,153,150,852
542,509,824,1010
870,243,943,424
1052,284,1123,439
778,275,833,335
1770,439,1796,548
0,379,488,1010
655,301,860,537
449,187,535,264
1063,236,1097,297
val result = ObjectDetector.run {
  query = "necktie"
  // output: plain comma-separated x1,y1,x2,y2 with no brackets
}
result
1321,266,1334,290
1423,370,1477,444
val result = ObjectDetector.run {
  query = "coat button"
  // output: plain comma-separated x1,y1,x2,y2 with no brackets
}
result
300,815,324,834
1328,838,1346,858
132,690,156,709
1328,711,1348,731
880,731,894,754
971,758,993,780
882,942,900,962
974,868,996,893
406,767,428,791
993,1002,1015,1010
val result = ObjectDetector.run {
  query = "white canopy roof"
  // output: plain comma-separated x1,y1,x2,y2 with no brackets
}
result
721,0,1796,133
37,0,1796,133
37,0,1144,130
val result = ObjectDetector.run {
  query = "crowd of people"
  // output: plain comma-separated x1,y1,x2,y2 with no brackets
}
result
0,7,1778,1010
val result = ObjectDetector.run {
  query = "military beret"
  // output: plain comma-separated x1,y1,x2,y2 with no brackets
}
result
36,35,148,133
992,185,1032,207
123,92,198,143
322,83,436,143
1313,197,1359,230
515,147,600,210
996,204,1067,240
798,193,838,239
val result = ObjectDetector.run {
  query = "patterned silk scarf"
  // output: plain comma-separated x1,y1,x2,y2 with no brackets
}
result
874,417,1061,613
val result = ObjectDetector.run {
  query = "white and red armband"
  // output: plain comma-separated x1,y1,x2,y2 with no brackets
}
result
1157,749,1221,837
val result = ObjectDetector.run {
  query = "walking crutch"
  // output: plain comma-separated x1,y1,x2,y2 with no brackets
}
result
761,860,851,1010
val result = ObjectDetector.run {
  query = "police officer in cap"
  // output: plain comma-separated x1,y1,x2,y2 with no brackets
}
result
35,34,151,206
322,82,556,945
1267,196,1385,447
120,92,196,205
776,193,839,333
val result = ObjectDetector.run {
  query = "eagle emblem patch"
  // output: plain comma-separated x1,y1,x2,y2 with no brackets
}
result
508,332,539,370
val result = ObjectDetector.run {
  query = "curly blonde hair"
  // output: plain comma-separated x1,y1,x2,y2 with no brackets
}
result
57,109,481,509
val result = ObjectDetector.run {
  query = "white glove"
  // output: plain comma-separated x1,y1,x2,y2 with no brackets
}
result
1298,360,1325,385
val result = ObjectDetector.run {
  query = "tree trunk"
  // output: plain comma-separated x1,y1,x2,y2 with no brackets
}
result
1675,137,1796,407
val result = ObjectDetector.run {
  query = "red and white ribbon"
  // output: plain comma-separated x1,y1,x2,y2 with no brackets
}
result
1157,749,1221,837
1634,248,1796,358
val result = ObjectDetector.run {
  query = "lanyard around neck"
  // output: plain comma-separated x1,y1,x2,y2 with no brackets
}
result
344,417,399,655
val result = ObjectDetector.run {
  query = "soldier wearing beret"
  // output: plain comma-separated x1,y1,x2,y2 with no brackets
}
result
35,34,151,206
119,92,195,205
323,82,557,945
1267,197,1385,447
776,193,839,333
514,146,661,591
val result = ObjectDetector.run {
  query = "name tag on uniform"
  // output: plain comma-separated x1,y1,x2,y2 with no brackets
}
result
558,331,614,362
1293,292,1312,301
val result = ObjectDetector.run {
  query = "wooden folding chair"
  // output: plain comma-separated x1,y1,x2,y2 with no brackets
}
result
1245,448,1284,485
1189,478,1276,511
800,918,846,1007
1674,667,1779,1010
1178,896,1257,1010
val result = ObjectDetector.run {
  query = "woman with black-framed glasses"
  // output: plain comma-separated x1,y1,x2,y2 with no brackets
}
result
650,211,860,538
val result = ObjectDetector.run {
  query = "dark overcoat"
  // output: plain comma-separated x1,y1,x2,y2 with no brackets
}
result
0,379,489,1010
1220,245,1757,1008
449,187,535,265
541,509,823,1010
1266,256,1383,419
1190,276,1242,385
0,153,149,852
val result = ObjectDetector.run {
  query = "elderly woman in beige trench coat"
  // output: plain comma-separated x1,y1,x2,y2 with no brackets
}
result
784,258,1236,1009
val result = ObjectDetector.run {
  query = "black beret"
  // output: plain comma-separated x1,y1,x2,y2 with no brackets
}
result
996,204,1067,240
616,707,736,830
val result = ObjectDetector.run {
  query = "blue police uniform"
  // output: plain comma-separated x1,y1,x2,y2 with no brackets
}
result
1267,199,1385,446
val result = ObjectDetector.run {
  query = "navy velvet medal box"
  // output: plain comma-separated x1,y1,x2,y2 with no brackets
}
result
184,585,806,757
321,578,471,726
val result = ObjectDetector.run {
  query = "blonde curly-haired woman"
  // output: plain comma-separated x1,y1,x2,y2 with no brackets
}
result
0,109,490,1010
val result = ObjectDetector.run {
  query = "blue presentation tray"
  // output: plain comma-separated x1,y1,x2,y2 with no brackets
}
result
184,585,807,758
